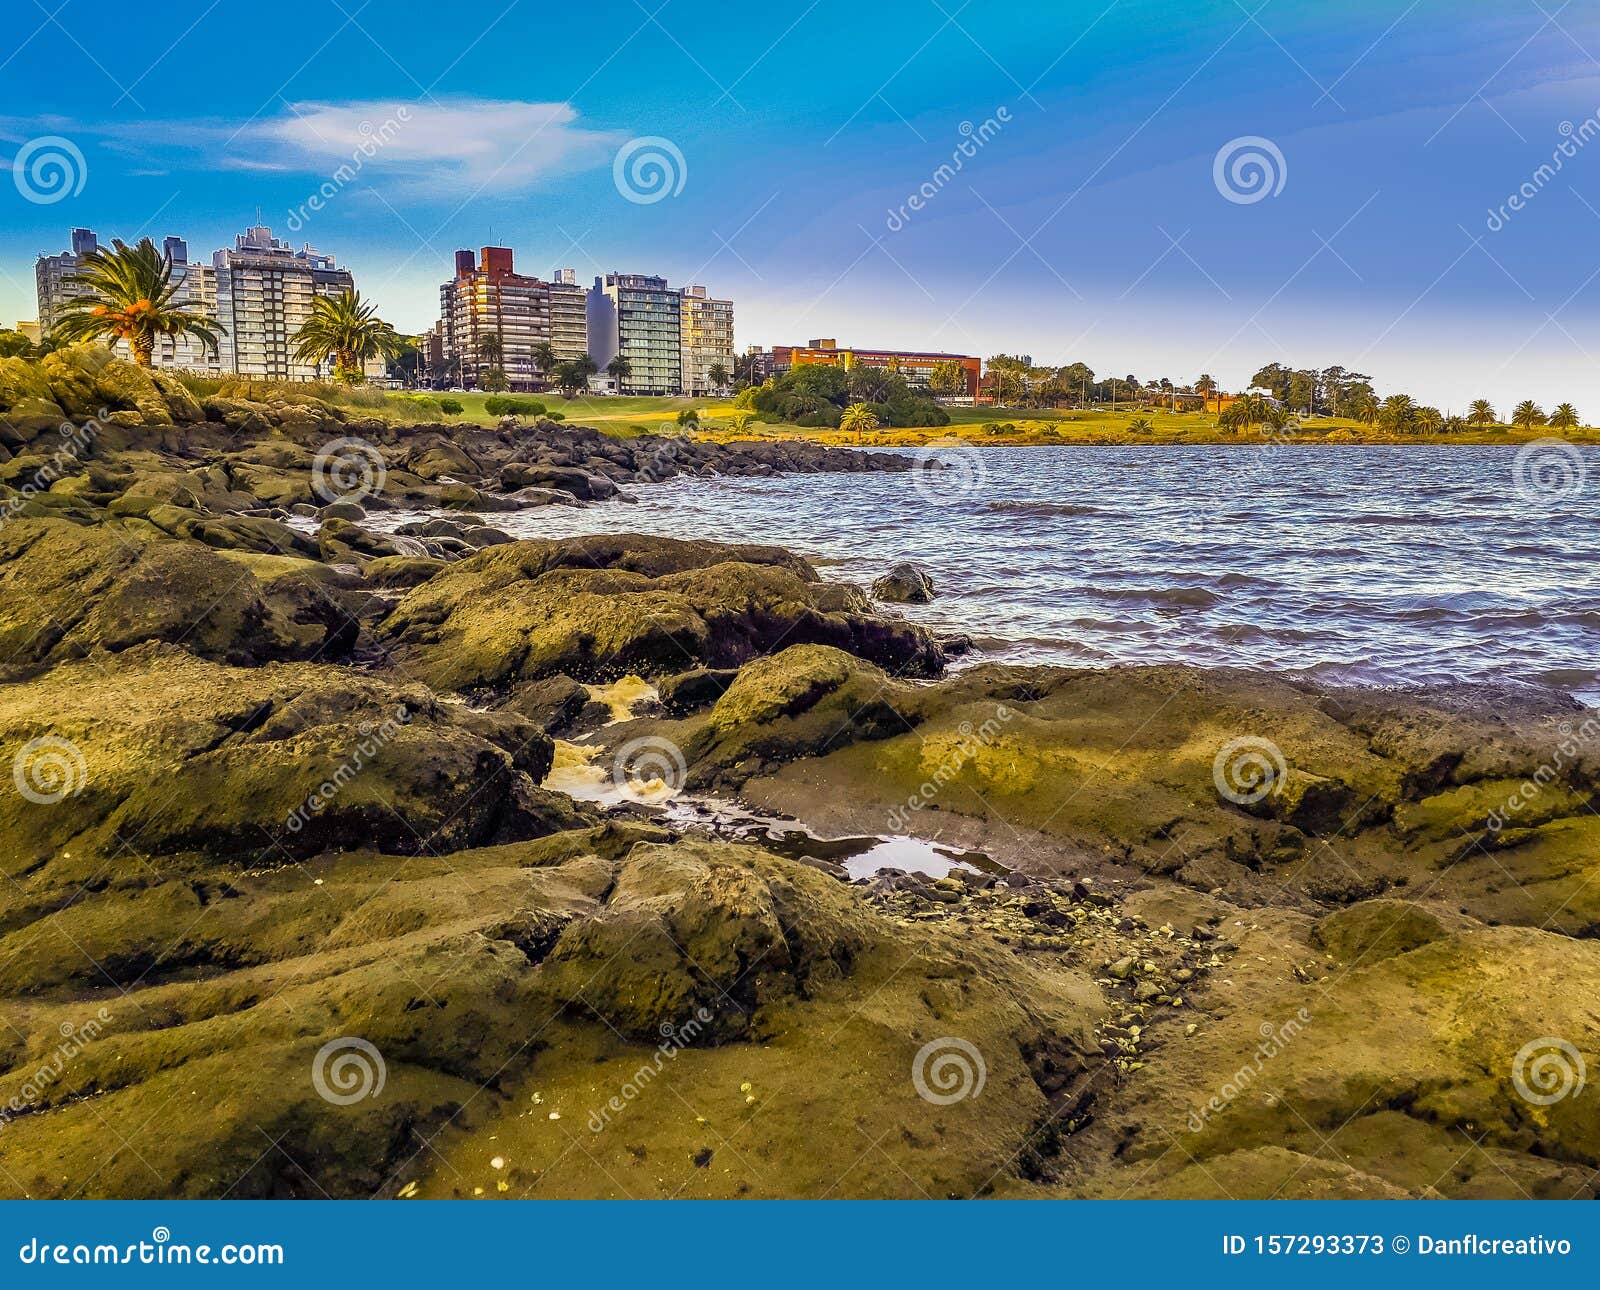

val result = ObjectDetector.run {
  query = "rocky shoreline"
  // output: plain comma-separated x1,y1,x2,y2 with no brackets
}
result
0,347,1596,1200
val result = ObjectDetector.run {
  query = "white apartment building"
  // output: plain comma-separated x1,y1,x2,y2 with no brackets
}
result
36,228,221,371
212,225,359,380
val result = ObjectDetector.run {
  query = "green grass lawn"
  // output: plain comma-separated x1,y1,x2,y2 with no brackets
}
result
377,390,1600,445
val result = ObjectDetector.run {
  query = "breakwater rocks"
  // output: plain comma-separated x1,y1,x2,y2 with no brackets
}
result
0,347,1596,1200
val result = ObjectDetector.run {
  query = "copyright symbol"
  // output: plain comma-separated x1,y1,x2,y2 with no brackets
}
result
1391,1235,1410,1254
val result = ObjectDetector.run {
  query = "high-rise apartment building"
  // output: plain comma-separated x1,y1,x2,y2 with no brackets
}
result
36,228,220,371
437,248,588,390
586,273,682,396
212,225,355,380
678,284,735,396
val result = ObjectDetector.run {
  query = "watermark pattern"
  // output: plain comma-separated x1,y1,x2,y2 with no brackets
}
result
311,1037,387,1105
886,706,1014,833
13,135,87,204
1,417,100,529
885,108,1012,232
1486,112,1600,231
0,1008,113,1131
18,1229,283,1266
311,436,387,506
611,735,687,794
1213,136,1287,205
910,438,989,507
1512,437,1587,508
285,108,411,232
911,1036,986,1105
12,735,88,805
1186,1010,1313,1132
586,1008,714,1133
1511,1036,1586,1107
1486,715,1600,833
284,706,410,834
1212,736,1287,806
613,136,687,205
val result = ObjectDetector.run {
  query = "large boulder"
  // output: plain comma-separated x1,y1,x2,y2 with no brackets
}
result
0,643,581,878
380,535,945,692
871,561,936,603
0,518,360,676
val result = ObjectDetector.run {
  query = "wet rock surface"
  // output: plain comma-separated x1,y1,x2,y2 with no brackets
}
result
0,346,1595,1200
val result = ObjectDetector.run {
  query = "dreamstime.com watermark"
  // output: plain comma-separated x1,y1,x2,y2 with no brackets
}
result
1485,714,1600,834
1,416,101,529
887,706,1014,832
285,108,411,232
911,1036,986,1105
1512,437,1588,509
12,135,87,204
1486,112,1600,232
909,438,989,507
11,734,88,805
1510,1036,1587,1106
885,108,1012,232
1213,136,1287,204
0,1007,112,1131
614,136,687,204
311,436,388,507
1212,735,1288,806
311,1037,386,1106
611,735,687,794
587,1008,714,1133
1186,1009,1314,1132
18,1228,283,1267
284,706,410,834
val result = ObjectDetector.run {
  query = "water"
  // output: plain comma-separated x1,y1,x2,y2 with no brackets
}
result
373,443,1600,704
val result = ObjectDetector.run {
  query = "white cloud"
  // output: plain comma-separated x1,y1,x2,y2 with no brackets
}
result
241,98,624,193
1,98,625,197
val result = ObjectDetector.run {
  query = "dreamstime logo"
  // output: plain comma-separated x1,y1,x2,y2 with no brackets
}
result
912,1037,986,1105
885,107,1012,232
1212,736,1286,806
285,108,411,231
1511,1036,1586,1107
1512,437,1587,508
311,1037,386,1105
12,736,88,805
311,436,387,505
611,736,687,793
13,135,87,205
910,439,988,507
1213,136,1287,205
613,136,687,204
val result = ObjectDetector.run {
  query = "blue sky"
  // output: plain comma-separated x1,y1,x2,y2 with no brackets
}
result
4,0,1600,410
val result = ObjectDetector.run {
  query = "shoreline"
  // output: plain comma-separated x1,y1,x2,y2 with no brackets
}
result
2,348,1597,1200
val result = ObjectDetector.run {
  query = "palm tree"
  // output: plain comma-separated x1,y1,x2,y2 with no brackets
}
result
1415,406,1443,435
1220,392,1273,432
1443,415,1467,435
1467,398,1496,427
706,361,730,392
291,290,401,384
1549,402,1581,430
839,402,880,443
53,236,223,368
1355,393,1381,427
1127,416,1155,434
1512,400,1545,430
552,355,599,398
531,341,556,379
1378,394,1415,433
605,355,631,390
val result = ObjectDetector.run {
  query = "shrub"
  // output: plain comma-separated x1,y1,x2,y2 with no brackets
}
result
439,398,463,416
484,396,546,416
677,408,700,426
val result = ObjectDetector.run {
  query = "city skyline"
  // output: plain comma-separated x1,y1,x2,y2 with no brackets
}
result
5,1,1600,410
